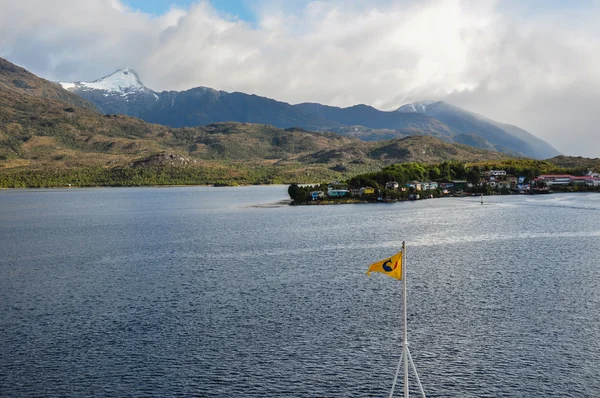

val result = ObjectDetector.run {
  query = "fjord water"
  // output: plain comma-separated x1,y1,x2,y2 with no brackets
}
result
1,187,599,397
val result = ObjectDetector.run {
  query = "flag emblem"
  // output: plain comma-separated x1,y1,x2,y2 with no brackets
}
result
367,251,403,280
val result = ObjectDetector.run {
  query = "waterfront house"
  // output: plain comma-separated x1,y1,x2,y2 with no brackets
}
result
536,174,600,187
536,175,573,186
327,188,350,197
405,182,422,191
497,181,511,189
486,170,507,177
311,191,324,200
360,187,375,195
572,176,600,186
451,181,467,191
386,181,399,190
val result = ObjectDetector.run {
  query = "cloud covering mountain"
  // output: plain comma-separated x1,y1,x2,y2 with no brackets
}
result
1,0,600,157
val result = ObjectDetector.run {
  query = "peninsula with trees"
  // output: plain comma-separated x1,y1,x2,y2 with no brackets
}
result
287,159,600,204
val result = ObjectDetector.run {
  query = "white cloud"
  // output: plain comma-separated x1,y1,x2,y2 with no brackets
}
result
1,0,599,157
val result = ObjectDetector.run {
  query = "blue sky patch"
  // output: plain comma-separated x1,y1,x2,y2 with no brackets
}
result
123,0,255,21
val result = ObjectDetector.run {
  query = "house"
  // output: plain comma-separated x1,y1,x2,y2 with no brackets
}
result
572,176,600,186
385,181,399,190
486,170,507,177
360,187,375,195
536,174,573,186
349,188,362,196
537,174,600,187
451,181,467,191
327,189,350,197
507,176,518,188
425,182,439,190
310,191,324,200
497,181,511,189
405,182,422,191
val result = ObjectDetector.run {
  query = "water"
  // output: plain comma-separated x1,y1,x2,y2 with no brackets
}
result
1,187,599,397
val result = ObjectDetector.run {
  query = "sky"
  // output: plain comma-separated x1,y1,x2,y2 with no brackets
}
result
1,0,599,157
123,0,256,21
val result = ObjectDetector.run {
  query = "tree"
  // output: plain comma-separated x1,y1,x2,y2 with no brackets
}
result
466,169,480,185
288,183,300,200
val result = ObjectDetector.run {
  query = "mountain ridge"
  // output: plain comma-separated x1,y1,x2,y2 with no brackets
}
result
397,100,559,159
0,57,518,187
58,67,560,159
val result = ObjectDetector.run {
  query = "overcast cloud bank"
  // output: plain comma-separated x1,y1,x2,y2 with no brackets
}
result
1,0,599,157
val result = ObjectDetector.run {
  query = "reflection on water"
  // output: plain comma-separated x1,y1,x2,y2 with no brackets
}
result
1,188,599,397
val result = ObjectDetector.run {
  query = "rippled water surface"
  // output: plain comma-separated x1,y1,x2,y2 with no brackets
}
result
1,187,599,397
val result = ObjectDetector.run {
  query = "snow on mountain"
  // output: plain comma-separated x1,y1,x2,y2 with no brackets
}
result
60,68,148,97
59,82,76,90
396,101,441,113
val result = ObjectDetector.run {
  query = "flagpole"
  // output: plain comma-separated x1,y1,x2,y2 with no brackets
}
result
402,241,408,398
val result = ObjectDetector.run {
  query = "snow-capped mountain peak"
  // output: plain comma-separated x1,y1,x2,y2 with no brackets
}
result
396,101,444,113
60,68,148,97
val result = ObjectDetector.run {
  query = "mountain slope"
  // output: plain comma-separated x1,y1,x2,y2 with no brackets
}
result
300,135,508,165
1,57,510,184
397,101,560,159
59,68,156,116
293,103,454,139
0,58,97,111
58,68,560,159
61,71,340,131
546,155,600,170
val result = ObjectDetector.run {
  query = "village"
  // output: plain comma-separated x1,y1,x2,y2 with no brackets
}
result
305,170,600,202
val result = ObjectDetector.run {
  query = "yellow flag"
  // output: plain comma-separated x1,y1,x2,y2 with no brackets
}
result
366,251,403,280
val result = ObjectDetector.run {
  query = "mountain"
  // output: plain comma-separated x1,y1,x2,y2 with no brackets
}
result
59,69,560,159
0,58,96,111
299,135,508,165
1,57,510,187
453,134,497,151
59,68,155,116
61,69,339,131
397,101,560,159
546,155,600,170
293,103,454,139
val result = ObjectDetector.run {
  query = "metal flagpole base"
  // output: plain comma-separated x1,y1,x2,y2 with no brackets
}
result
407,347,426,398
389,351,403,398
388,344,427,398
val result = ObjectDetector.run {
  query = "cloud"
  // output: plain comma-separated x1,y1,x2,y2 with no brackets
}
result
1,0,599,157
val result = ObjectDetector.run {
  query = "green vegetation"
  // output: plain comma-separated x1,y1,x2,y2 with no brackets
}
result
346,159,591,190
288,159,600,204
0,161,379,188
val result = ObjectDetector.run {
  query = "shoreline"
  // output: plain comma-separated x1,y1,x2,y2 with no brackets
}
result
290,190,600,206
0,183,291,190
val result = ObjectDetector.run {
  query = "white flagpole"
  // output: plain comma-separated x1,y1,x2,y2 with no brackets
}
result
389,352,403,398
407,348,426,398
389,241,426,398
402,241,409,398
